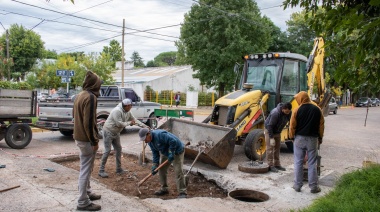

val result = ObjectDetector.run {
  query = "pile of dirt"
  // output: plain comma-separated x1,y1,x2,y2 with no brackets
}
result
57,153,227,200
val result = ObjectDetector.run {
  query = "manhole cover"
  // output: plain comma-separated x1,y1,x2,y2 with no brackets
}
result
238,161,269,174
229,189,269,202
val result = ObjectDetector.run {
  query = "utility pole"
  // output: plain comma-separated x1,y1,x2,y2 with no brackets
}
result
6,29,10,80
121,19,125,87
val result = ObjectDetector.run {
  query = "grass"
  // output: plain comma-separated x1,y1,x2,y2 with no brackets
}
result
298,165,380,212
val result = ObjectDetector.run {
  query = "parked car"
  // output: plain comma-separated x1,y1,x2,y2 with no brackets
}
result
355,97,372,107
46,93,70,102
371,98,380,107
37,93,48,102
329,97,338,114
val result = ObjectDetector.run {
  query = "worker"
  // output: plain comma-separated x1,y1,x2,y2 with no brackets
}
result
264,102,292,172
98,98,149,178
138,128,187,198
290,91,324,193
73,71,102,211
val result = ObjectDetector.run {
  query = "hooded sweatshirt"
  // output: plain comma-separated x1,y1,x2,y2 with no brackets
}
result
264,103,292,138
289,91,324,139
103,103,147,134
73,71,102,145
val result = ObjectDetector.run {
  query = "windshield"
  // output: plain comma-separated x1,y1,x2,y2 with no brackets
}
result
244,59,282,93
358,97,368,102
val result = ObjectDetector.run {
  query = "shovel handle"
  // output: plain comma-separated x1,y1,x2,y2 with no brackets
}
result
138,160,169,187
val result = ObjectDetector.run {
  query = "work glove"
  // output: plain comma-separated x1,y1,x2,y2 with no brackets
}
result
151,163,158,175
269,138,275,147
168,152,174,163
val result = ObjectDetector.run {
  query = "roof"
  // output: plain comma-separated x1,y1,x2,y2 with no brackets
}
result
112,65,193,83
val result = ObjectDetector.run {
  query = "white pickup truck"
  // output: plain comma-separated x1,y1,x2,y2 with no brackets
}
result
36,85,161,136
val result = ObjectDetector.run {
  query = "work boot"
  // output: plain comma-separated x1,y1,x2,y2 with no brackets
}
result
177,193,187,199
154,189,169,196
116,169,129,175
88,193,101,201
98,171,108,178
269,166,279,173
77,203,101,211
311,186,321,193
292,186,301,192
275,165,286,171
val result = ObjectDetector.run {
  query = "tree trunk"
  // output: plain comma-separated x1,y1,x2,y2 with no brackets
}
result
218,83,225,98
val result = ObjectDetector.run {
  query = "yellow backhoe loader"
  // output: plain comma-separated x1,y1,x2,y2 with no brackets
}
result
159,37,331,169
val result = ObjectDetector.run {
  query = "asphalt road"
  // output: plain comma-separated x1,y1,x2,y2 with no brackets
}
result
1,106,379,211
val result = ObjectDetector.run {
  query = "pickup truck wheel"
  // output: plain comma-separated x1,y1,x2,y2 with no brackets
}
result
333,108,337,114
147,114,157,129
244,129,266,161
5,124,32,149
97,119,106,139
59,130,73,136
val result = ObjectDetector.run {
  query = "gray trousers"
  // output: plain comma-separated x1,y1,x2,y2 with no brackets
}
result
76,141,96,207
293,135,319,190
264,129,281,166
99,130,122,172
159,152,187,194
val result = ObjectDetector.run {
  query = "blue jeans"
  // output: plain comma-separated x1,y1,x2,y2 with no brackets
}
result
293,135,319,190
99,130,123,172
76,141,96,207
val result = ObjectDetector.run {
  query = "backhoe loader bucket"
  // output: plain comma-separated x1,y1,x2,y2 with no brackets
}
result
159,118,237,169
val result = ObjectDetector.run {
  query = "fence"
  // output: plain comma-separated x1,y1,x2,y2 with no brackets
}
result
144,90,216,107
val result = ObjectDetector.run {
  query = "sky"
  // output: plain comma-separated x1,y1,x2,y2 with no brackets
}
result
0,0,302,63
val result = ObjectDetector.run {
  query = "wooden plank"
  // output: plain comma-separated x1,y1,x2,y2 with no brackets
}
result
0,89,33,98
0,106,32,115
0,99,32,107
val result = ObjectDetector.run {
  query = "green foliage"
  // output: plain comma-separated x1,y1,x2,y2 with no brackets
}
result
283,0,380,96
178,0,272,96
153,51,177,66
0,81,32,90
42,49,58,59
264,17,291,52
146,60,157,67
130,51,144,67
299,166,380,212
0,24,44,81
102,39,122,68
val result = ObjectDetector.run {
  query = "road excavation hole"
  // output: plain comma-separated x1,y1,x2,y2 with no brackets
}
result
228,189,269,203
55,152,228,200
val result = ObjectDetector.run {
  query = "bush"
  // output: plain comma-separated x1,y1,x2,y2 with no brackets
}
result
0,81,32,90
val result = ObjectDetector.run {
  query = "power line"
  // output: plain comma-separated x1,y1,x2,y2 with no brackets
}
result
0,22,6,30
29,19,45,30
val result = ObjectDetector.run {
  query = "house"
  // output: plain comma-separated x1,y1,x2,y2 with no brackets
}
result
111,65,213,98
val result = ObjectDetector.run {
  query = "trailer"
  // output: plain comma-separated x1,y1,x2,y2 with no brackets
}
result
0,89,37,149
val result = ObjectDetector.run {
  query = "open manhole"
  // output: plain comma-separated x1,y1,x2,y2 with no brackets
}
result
228,189,269,202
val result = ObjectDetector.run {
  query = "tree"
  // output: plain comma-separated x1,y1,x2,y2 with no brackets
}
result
102,40,122,68
285,11,317,56
42,49,58,59
283,0,380,96
0,24,44,81
263,17,291,53
177,0,272,96
153,51,177,66
146,60,157,67
130,51,144,67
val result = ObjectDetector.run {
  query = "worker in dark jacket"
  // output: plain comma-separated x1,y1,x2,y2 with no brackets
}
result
73,71,102,211
290,91,324,193
139,128,187,198
264,102,292,172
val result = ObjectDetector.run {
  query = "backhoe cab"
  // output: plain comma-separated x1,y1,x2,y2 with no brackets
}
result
208,37,330,161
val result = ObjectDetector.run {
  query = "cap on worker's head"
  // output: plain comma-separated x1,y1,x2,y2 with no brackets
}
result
139,128,150,141
122,98,132,106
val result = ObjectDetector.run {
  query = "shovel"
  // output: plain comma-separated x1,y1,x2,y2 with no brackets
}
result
138,142,147,166
137,160,169,194
185,146,205,186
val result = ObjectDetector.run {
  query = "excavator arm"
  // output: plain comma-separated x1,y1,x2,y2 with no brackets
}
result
306,37,331,114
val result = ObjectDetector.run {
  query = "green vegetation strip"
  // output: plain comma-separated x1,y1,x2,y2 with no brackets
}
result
300,165,380,212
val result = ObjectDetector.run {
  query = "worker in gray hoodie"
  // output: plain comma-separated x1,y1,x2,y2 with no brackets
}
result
98,98,148,178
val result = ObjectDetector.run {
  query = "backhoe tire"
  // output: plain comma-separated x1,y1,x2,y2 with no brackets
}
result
5,124,32,149
244,129,266,161
59,130,73,137
285,141,294,152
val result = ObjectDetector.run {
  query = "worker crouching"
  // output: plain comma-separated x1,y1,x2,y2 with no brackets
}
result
139,128,187,198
